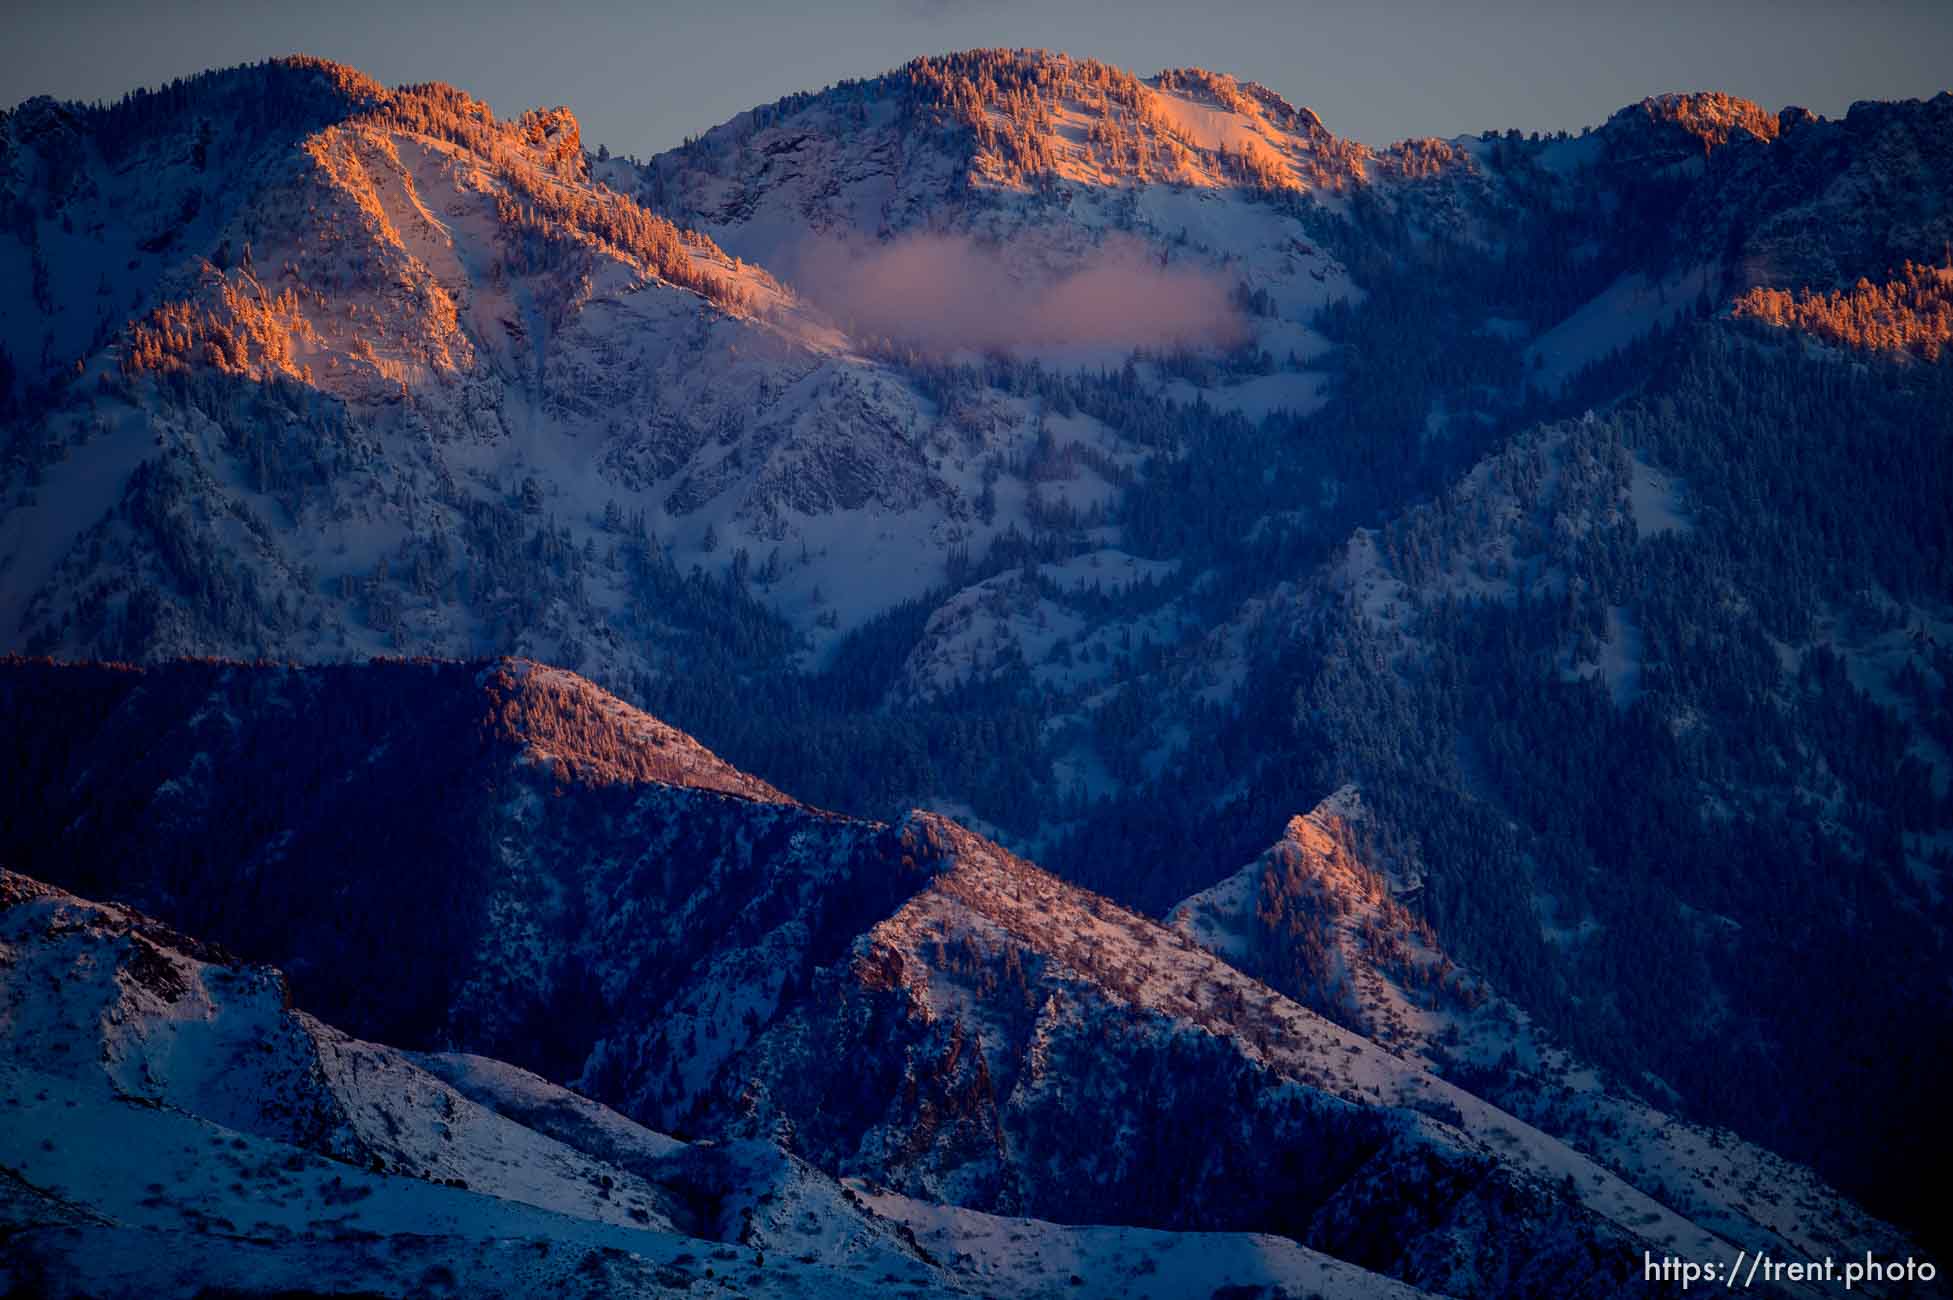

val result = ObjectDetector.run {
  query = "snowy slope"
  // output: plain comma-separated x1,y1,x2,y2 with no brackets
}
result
859,1183,1433,1300
0,869,683,1232
834,817,1744,1268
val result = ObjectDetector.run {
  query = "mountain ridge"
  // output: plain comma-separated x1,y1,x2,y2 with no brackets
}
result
0,653,1921,1297
3,861,1461,1299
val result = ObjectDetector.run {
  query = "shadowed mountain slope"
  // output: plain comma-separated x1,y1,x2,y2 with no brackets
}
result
1,655,1920,1297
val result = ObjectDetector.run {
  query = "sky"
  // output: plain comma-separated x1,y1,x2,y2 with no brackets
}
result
4,0,1950,157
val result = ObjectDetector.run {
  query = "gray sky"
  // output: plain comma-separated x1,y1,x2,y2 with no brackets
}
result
4,0,1950,155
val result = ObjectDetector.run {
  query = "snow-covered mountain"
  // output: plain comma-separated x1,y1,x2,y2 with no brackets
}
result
3,47,1951,1281
0,57,1152,674
629,54,1371,369
0,866,1445,1299
0,655,1922,1297
5,55,1946,745
8,52,1885,679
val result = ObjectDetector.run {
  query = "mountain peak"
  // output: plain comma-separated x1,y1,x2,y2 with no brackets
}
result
1168,783,1445,1043
61,55,393,147
0,654,789,804
646,44,1380,257
1608,89,1780,150
479,657,791,800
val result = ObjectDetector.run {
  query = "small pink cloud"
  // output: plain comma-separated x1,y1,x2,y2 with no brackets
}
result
789,232,1247,355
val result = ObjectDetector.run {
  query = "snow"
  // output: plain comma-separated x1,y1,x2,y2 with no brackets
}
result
891,548,1181,703
0,409,153,642
0,1061,940,1300
1533,133,1606,176
862,1186,1436,1299
415,1051,687,1161
0,614,1919,1298
1598,605,1645,704
1526,266,1712,391
3,47,1383,679
1170,787,1448,1053
0,877,684,1233
1162,369,1326,419
1629,458,1691,536
503,659,792,800
1150,90,1274,157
